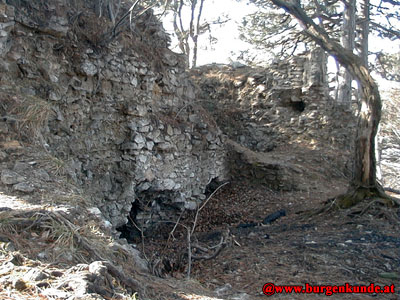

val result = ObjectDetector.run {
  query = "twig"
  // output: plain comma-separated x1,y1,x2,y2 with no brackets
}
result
199,182,229,212
159,220,188,257
191,182,229,235
112,0,141,37
53,211,106,261
128,215,142,234
186,227,191,279
359,199,382,216
192,243,209,253
108,1,115,24
169,211,183,241
174,103,192,120
111,0,158,39
233,238,241,247
128,215,148,262
192,235,225,260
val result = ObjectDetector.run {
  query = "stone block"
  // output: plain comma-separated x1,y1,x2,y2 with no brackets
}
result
13,182,35,193
1,170,24,185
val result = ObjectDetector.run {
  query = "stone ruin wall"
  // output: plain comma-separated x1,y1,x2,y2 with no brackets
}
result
191,50,357,185
0,0,360,237
0,0,227,231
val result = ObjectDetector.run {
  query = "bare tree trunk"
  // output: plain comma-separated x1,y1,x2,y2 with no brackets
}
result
190,0,205,68
337,0,356,108
306,1,327,92
338,71,352,107
172,0,205,68
360,0,369,68
173,0,190,67
358,0,382,183
334,60,340,102
269,0,389,207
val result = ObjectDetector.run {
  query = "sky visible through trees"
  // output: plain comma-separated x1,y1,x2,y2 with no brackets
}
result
161,0,399,89
161,0,256,65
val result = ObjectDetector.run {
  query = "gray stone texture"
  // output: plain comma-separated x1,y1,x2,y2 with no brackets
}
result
0,1,227,229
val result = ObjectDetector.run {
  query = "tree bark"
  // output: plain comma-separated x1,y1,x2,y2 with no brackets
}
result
360,0,369,68
173,0,190,67
191,0,205,68
172,0,205,68
269,0,384,207
338,0,356,108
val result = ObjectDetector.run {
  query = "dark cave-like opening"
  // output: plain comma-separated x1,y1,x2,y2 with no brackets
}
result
291,100,306,112
116,201,142,243
116,179,227,244
204,177,222,198
116,188,184,243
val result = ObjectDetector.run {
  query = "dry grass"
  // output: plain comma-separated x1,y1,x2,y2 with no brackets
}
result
41,191,90,208
9,95,54,141
0,209,113,265
0,206,143,300
0,286,50,300
39,154,68,177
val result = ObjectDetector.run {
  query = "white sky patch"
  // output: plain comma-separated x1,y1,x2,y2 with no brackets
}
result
162,0,257,65
161,0,399,90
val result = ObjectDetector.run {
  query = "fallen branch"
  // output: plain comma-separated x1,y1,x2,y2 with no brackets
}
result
384,187,400,195
359,198,386,216
103,261,145,294
192,235,225,260
53,211,106,261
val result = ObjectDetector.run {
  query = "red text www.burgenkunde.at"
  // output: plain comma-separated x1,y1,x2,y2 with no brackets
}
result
262,282,396,296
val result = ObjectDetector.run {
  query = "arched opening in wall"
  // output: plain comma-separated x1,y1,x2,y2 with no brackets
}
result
205,177,223,198
290,100,306,112
116,188,184,244
116,201,142,243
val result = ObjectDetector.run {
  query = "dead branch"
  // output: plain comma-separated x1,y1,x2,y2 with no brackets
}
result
53,211,106,261
128,215,148,262
191,181,229,235
384,187,400,194
192,243,209,253
111,0,142,38
167,211,183,242
192,236,224,260
103,261,142,291
185,182,229,277
186,227,192,279
191,228,229,260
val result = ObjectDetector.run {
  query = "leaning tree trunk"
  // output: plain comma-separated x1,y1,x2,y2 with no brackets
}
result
270,0,390,208
358,0,382,182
